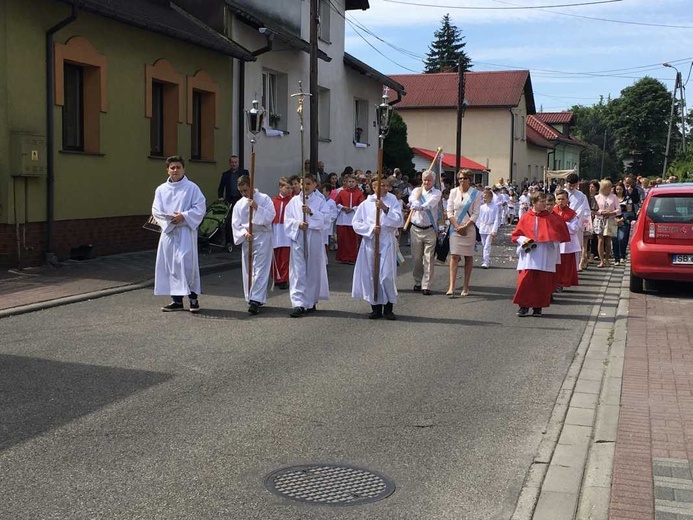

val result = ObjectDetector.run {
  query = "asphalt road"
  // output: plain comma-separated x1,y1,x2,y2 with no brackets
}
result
0,235,611,520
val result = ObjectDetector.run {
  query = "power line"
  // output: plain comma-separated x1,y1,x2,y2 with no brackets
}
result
493,0,693,29
382,0,622,9
344,17,421,73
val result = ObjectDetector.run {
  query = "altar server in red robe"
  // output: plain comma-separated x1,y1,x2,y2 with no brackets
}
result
333,174,365,264
553,189,581,291
272,177,294,289
511,191,570,317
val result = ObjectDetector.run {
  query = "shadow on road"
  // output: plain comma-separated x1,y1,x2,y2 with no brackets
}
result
0,354,172,451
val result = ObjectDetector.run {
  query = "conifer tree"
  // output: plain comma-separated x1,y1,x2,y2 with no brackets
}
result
423,14,471,73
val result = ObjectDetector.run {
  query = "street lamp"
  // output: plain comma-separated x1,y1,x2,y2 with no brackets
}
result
662,63,684,176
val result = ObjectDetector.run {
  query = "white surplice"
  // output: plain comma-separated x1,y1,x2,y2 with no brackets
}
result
322,197,339,246
351,192,404,305
152,176,206,296
232,190,276,304
285,191,330,308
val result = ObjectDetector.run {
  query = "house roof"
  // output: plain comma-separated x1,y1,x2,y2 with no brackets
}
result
57,0,255,61
527,115,584,148
526,125,554,149
225,0,331,62
344,53,406,98
412,147,489,171
533,111,573,124
388,70,536,113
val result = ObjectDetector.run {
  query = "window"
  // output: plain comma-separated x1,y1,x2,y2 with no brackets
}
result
191,90,202,160
319,0,331,42
262,70,287,131
521,115,526,141
150,81,164,156
318,87,330,140
63,64,84,151
354,98,369,143
54,36,107,154
146,59,184,158
187,70,218,161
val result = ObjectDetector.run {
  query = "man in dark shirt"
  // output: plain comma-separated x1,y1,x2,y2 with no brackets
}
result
218,155,249,251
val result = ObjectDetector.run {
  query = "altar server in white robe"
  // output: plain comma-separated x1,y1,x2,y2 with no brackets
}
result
352,178,404,320
284,174,330,318
232,175,276,315
153,156,206,313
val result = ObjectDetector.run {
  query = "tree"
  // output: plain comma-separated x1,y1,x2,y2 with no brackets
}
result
571,98,620,179
607,77,674,176
383,111,414,174
423,14,471,73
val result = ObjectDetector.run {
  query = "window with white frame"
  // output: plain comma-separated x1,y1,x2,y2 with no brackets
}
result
318,87,330,140
262,69,288,131
319,0,331,43
354,98,369,144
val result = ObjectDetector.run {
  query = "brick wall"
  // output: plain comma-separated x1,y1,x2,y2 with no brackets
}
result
0,215,160,268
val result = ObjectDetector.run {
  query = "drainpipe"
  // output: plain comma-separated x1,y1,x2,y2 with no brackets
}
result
45,0,79,264
237,33,273,168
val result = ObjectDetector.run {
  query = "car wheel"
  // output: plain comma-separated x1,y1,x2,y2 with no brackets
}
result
629,270,644,293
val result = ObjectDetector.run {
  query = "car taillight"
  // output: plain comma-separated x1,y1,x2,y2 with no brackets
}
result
643,215,655,243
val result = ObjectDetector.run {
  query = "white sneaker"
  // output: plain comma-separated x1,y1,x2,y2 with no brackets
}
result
481,263,489,269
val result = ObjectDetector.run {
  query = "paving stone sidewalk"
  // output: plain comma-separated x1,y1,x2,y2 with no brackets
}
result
609,283,693,520
0,249,238,315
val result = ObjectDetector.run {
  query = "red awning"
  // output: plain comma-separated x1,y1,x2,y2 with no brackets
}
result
412,147,489,171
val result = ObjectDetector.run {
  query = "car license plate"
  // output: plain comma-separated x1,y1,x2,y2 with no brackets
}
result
672,254,693,264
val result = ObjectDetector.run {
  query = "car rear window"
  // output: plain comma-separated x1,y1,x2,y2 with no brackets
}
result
646,194,693,223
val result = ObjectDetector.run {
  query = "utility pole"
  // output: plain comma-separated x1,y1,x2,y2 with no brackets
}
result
663,64,681,176
455,56,466,181
309,0,319,178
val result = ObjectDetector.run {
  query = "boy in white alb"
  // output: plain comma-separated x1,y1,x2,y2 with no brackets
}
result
321,184,339,262
232,175,276,315
477,189,502,268
285,174,330,317
153,156,206,313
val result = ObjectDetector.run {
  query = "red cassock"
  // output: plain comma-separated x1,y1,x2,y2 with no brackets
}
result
334,188,365,263
272,193,293,284
511,210,570,309
553,206,579,288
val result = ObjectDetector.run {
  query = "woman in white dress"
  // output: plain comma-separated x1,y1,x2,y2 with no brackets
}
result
446,170,482,297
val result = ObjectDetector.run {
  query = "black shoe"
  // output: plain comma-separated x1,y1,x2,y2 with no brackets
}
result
306,305,317,314
162,302,184,312
532,308,543,317
248,302,259,315
189,299,200,313
368,304,383,319
383,303,397,320
556,286,564,293
278,282,289,290
422,289,432,295
413,284,422,291
517,307,529,317
290,307,305,318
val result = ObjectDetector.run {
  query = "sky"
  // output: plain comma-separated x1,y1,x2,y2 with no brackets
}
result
343,0,693,112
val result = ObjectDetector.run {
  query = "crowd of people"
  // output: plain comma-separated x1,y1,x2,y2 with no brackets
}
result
152,154,668,320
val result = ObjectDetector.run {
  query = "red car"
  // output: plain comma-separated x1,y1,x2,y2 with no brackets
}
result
630,182,693,293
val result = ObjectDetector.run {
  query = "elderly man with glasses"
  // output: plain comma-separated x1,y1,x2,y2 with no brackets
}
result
408,170,442,295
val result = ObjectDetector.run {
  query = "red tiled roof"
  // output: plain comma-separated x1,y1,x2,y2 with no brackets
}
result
533,111,573,124
526,125,554,149
412,147,488,171
527,115,584,147
388,70,534,112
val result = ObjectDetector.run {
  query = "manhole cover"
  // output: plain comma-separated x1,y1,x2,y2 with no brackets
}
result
265,463,395,506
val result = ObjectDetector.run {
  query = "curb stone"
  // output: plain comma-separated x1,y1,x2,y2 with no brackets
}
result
512,264,627,520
